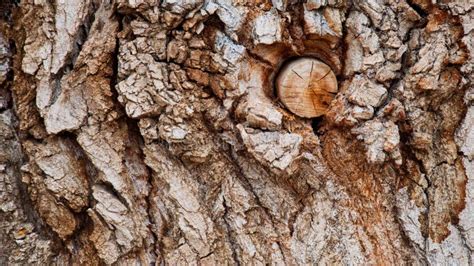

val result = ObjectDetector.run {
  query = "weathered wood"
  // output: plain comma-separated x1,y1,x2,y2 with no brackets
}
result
276,58,337,118
0,0,473,265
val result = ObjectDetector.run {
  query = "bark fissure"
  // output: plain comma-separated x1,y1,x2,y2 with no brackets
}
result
1,0,473,264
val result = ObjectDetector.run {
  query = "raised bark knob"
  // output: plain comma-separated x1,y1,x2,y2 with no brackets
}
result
276,58,338,118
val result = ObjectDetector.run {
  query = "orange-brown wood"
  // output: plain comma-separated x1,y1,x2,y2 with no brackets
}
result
276,58,338,118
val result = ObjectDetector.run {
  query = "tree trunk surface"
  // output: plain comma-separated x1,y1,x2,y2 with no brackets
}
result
0,0,473,264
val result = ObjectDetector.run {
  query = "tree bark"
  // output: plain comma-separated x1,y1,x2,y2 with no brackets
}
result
0,0,473,264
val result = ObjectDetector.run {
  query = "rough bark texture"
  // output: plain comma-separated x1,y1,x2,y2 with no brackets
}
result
0,0,473,264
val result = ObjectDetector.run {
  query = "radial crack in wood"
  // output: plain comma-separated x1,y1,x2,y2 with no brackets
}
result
276,57,338,118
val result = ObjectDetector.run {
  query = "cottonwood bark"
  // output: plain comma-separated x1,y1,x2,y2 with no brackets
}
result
0,0,473,264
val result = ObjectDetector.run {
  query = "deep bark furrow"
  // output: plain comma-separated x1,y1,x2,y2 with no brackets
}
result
0,0,473,265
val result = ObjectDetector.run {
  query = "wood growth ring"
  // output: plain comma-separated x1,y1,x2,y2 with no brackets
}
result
276,57,338,118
